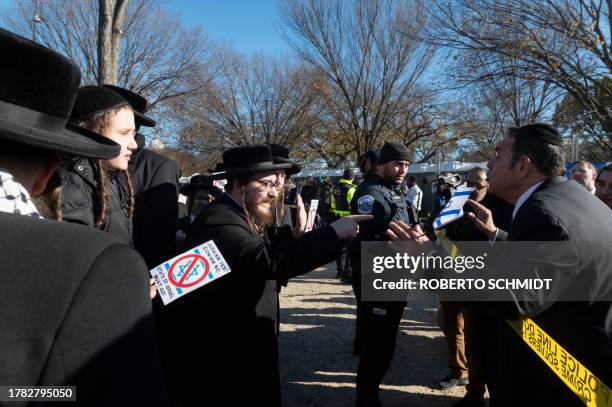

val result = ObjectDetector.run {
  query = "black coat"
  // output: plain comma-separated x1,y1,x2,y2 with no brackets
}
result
0,212,167,406
486,177,612,406
300,183,320,206
129,146,180,268
169,193,343,406
59,157,133,245
319,181,333,208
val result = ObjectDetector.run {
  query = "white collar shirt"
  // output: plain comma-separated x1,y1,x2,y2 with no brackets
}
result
512,181,544,220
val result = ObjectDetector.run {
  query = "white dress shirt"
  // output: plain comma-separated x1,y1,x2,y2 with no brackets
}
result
512,181,544,220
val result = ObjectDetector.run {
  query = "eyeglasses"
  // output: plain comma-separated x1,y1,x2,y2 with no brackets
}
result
466,181,487,190
250,179,283,191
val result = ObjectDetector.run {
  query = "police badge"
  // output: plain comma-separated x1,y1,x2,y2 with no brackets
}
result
357,195,375,214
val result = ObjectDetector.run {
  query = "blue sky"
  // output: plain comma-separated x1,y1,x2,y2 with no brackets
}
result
162,0,292,56
0,0,292,56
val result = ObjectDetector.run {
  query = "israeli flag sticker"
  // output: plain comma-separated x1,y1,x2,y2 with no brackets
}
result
357,195,375,214
433,186,475,230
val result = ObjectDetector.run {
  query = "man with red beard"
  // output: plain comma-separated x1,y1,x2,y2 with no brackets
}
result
171,144,370,407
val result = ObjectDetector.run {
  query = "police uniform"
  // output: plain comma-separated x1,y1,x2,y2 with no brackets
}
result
350,172,411,406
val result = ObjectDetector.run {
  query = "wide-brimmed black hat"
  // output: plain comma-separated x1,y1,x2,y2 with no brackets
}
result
0,28,120,159
103,84,156,127
70,86,130,122
182,174,223,197
207,162,226,180
268,143,301,175
208,162,225,174
220,144,292,178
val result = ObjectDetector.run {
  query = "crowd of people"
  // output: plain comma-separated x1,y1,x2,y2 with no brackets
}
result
1,27,612,407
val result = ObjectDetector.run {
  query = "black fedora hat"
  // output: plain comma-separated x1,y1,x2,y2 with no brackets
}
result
103,84,156,127
221,144,292,178
208,163,225,173
0,28,120,159
183,174,223,197
207,162,226,180
268,143,301,175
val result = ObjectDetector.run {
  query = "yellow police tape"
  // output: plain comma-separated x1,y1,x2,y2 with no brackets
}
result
434,230,611,406
507,318,611,406
435,230,458,258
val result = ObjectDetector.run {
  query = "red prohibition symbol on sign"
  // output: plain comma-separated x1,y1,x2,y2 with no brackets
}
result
168,254,210,288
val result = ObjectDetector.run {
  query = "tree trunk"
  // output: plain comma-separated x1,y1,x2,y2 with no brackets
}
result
97,0,129,85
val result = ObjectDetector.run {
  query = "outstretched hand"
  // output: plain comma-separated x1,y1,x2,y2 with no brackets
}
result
293,193,307,238
331,214,373,240
385,221,429,242
464,199,497,239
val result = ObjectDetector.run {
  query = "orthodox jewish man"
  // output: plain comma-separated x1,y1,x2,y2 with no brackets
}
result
0,28,167,405
170,144,371,406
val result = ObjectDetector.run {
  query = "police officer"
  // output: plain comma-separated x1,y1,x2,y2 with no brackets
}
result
349,141,411,407
351,149,380,355
331,168,357,282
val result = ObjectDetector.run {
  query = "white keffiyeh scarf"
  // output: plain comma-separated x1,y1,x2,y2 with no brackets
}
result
0,170,42,219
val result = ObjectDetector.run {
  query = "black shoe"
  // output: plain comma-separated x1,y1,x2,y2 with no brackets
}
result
452,397,485,407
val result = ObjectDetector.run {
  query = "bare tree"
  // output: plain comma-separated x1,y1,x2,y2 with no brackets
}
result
3,0,210,112
430,0,612,152
389,90,455,162
280,0,435,158
455,52,561,124
177,49,321,162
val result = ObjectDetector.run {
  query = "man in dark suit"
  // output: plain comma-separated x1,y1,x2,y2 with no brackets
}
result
387,123,612,406
461,123,612,406
0,29,167,405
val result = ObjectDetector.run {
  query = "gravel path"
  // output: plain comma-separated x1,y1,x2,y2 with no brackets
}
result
279,263,468,407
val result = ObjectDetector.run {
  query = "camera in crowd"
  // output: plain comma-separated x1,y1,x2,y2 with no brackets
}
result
434,173,463,205
437,174,462,189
